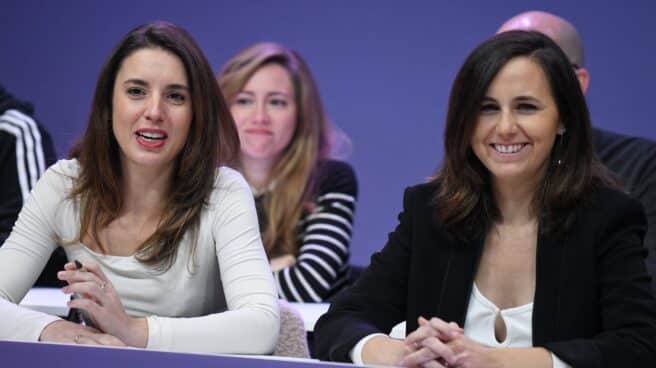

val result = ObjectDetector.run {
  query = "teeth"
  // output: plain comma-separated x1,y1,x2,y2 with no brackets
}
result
494,144,523,154
137,132,165,140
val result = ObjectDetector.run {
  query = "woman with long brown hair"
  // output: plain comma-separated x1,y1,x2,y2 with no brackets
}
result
218,42,357,302
314,31,656,367
0,22,279,354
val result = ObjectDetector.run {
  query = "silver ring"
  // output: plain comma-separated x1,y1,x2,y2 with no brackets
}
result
100,282,106,290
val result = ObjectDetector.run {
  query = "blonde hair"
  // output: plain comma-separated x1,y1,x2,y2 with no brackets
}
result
218,42,332,256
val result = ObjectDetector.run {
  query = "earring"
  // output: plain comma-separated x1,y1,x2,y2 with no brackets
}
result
553,134,564,166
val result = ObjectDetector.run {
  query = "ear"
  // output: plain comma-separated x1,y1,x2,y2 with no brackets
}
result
575,67,590,95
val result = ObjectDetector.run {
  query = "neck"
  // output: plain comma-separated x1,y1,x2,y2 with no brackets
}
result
240,155,277,192
491,174,542,226
120,159,172,219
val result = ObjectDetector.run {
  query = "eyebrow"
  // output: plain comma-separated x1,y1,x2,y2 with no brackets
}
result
238,90,292,98
514,95,540,103
481,95,541,103
122,78,189,91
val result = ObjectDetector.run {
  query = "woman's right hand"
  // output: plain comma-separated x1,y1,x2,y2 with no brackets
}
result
39,320,126,346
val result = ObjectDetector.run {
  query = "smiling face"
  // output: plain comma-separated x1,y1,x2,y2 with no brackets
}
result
471,56,562,187
111,47,192,174
229,63,297,169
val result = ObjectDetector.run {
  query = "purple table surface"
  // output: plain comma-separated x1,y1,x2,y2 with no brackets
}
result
0,340,354,368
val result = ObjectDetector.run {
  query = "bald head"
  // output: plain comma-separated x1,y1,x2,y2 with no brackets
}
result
498,11,585,68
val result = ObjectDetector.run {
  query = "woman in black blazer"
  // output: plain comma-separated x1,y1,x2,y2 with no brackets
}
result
314,31,656,367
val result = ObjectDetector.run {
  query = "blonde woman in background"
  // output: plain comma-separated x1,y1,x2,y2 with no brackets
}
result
218,43,357,302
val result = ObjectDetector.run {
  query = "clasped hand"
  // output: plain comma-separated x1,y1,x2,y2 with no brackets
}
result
40,261,146,347
400,316,495,368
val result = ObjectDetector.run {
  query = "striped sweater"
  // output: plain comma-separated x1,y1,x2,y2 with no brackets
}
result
255,160,358,302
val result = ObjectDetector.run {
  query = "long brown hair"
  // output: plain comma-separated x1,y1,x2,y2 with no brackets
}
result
433,31,617,241
217,42,331,256
69,21,239,270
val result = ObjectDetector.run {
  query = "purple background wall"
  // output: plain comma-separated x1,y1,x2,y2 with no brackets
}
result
2,0,655,266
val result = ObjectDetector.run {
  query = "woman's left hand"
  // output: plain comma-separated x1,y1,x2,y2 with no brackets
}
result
445,334,497,368
58,261,147,348
270,254,296,272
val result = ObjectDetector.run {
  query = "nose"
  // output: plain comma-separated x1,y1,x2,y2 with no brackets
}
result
145,96,164,123
496,110,518,137
253,102,270,125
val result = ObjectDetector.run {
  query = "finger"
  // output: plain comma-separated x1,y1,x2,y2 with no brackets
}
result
63,281,106,303
63,262,79,271
429,317,461,339
80,262,109,284
68,297,103,319
73,334,104,346
58,269,103,286
449,321,464,333
94,333,126,346
65,280,105,296
400,347,441,367
421,336,457,365
422,360,448,368
405,324,440,346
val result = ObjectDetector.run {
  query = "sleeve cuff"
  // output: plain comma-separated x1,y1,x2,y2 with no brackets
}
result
552,352,572,368
145,315,173,350
349,333,387,365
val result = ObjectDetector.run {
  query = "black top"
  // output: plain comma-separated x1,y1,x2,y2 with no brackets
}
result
254,159,358,302
314,182,656,367
0,84,65,287
594,127,656,292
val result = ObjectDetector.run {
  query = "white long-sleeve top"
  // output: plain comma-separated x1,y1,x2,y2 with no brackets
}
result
0,159,280,354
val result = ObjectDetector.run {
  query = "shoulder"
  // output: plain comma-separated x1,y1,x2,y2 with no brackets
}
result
578,185,646,233
0,109,43,140
209,166,253,206
0,109,36,140
214,166,249,192
593,128,656,153
593,128,656,182
401,181,440,210
317,159,355,177
315,159,357,196
586,186,643,214
43,159,80,184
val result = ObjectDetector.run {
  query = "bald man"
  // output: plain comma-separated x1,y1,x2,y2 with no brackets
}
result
500,11,656,293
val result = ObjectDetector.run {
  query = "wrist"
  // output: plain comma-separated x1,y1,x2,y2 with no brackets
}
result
484,347,505,368
362,335,409,366
120,317,148,348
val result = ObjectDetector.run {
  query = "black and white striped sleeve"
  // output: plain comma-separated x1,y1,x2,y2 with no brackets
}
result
274,160,358,302
1,109,56,244
0,109,50,201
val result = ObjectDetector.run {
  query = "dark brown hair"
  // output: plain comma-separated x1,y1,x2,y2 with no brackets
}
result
433,30,616,241
69,21,239,270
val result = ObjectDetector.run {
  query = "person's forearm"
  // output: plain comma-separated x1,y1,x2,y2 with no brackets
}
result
488,347,552,368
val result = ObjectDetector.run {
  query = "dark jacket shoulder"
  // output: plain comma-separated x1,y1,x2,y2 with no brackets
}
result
315,159,358,197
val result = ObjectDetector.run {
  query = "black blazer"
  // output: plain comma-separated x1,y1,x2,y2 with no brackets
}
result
314,182,656,367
